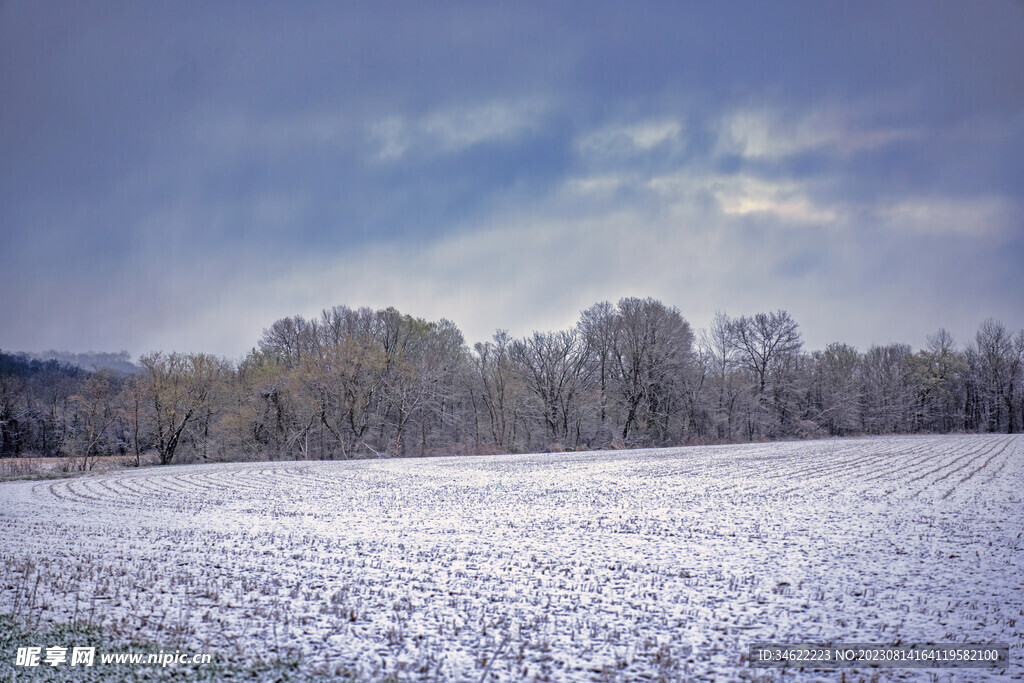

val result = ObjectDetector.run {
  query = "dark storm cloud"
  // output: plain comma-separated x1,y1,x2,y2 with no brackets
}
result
1,1,1021,357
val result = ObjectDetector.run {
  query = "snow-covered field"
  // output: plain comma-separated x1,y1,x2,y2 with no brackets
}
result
2,435,1021,680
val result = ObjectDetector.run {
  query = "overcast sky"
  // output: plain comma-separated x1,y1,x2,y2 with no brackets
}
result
2,1,1022,361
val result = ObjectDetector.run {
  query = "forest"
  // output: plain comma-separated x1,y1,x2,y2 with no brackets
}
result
2,298,1022,467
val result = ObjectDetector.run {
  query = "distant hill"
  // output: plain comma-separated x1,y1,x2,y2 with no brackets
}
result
21,350,140,374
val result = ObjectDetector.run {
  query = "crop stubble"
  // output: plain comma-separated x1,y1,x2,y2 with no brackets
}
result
1,434,1021,680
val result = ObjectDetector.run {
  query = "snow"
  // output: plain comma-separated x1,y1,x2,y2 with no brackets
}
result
2,434,1021,680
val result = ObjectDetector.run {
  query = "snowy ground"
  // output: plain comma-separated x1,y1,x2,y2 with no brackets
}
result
1,435,1021,681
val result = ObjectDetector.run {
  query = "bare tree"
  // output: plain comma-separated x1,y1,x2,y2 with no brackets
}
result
973,318,1013,433
0,368,27,458
611,298,694,443
511,329,591,447
259,316,309,367
379,313,466,456
139,352,226,465
812,343,862,436
579,302,617,446
473,331,524,451
860,343,914,434
117,374,147,466
909,328,967,432
1014,330,1024,435
64,370,121,471
303,334,386,459
727,310,803,437
730,310,802,396
410,318,467,457
699,311,744,439
10,298,1020,464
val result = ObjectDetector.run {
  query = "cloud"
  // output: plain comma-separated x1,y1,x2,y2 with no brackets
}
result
2,2,1022,362
717,104,924,160
875,197,1012,238
196,110,357,158
166,161,1018,359
367,99,550,161
565,174,631,197
640,171,839,225
708,176,839,224
368,117,410,161
576,119,684,159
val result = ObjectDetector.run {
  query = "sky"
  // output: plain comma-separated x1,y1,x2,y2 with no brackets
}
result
2,1,1022,361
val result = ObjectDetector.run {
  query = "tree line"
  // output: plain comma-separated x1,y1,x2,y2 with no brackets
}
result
2,299,1022,466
